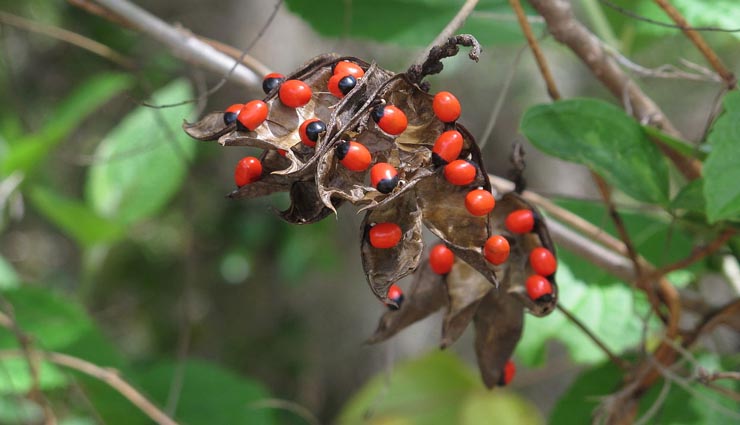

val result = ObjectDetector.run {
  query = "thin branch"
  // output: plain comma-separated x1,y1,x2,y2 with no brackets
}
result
0,11,134,68
698,370,740,384
653,0,736,89
645,228,737,282
508,0,560,100
556,304,631,370
605,45,722,83
598,0,740,33
88,0,259,88
479,43,527,148
415,0,480,66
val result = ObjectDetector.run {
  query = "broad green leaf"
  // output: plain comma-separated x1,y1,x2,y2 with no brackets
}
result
459,390,543,425
28,186,125,247
337,351,479,425
134,359,275,425
521,99,669,204
671,178,706,214
285,0,542,46
0,286,92,350
0,256,20,289
0,358,67,395
86,79,196,224
635,0,740,41
516,263,647,366
0,396,44,424
642,125,706,160
704,91,740,223
549,361,622,424
1,73,132,176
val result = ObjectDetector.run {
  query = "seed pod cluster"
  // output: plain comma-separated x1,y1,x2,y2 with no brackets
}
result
184,42,558,388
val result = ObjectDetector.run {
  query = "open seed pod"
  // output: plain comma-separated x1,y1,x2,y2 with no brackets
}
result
183,36,559,388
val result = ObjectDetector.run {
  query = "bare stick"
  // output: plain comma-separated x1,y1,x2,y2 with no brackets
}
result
653,0,736,89
0,11,134,68
89,0,259,87
415,0,480,66
645,228,737,282
509,0,560,99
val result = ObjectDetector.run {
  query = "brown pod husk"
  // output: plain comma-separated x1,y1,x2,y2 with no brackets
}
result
440,260,493,348
361,192,424,303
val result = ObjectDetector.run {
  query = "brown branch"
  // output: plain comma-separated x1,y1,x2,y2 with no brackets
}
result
645,228,737,282
509,0,560,99
697,370,740,384
526,0,702,181
653,0,737,89
556,304,631,370
415,0,480,66
683,298,740,347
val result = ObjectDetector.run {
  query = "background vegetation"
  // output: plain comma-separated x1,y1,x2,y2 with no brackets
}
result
0,0,738,424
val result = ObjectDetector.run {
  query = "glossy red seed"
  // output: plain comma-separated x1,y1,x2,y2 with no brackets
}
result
277,149,287,157
370,163,399,194
298,118,326,147
386,283,404,309
433,91,461,123
279,79,312,108
223,103,243,125
336,141,371,172
432,130,463,163
484,235,510,265
234,156,262,187
530,247,557,276
505,209,535,234
327,74,345,98
502,360,516,386
429,244,455,275
443,160,476,186
373,105,408,135
236,100,269,131
465,189,495,216
369,222,402,248
333,61,365,78
525,275,553,301
262,72,285,94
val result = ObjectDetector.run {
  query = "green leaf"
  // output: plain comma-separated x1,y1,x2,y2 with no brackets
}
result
1,73,132,176
549,361,621,424
704,91,740,223
0,286,92,350
134,359,275,425
0,358,67,395
86,79,196,224
459,390,543,425
338,351,479,425
516,263,648,366
521,99,669,204
671,178,706,214
634,0,740,41
28,186,125,247
642,125,706,160
284,0,542,46
0,396,44,424
0,256,20,289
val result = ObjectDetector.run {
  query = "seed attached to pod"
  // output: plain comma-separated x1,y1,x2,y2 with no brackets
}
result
505,209,535,234
484,235,510,265
298,118,326,147
498,360,516,386
262,72,285,94
279,79,312,108
433,91,461,123
465,189,495,216
386,283,404,310
335,140,371,172
236,100,269,131
429,244,455,275
443,160,476,186
530,247,557,276
525,274,554,302
370,163,399,194
234,156,263,187
332,60,365,78
369,222,402,249
432,130,463,165
372,105,408,135
223,103,243,126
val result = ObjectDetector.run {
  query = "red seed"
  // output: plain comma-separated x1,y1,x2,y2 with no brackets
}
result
370,163,399,194
327,74,345,98
433,91,461,123
502,360,516,386
443,160,476,186
223,103,243,125
386,283,404,309
484,235,510,265
465,189,495,216
234,156,262,187
429,244,455,275
262,72,285,94
333,60,365,78
236,100,269,131
372,105,408,135
530,247,557,276
525,275,553,301
505,209,535,234
369,222,402,249
279,79,312,108
432,130,463,163
336,141,371,172
298,118,326,147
